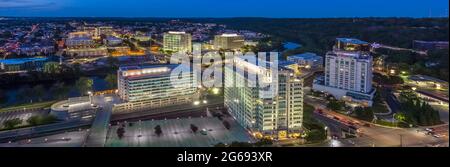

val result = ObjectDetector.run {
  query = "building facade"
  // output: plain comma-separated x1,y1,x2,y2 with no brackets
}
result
65,47,108,57
313,38,375,106
163,31,192,53
0,57,49,72
224,57,304,138
287,52,323,70
65,31,95,48
214,34,245,50
114,64,198,113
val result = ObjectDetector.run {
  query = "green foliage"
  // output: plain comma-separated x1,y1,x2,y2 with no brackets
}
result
254,138,273,147
373,73,404,85
154,125,162,136
0,89,6,104
26,115,58,126
306,129,327,142
397,91,442,126
105,74,118,89
327,99,345,111
43,62,62,74
303,103,327,143
32,85,46,102
49,82,71,100
106,56,120,70
3,118,22,129
353,107,375,122
75,77,93,96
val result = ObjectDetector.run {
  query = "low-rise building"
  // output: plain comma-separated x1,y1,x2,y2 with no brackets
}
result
0,57,49,72
113,64,199,113
65,47,108,57
287,52,323,70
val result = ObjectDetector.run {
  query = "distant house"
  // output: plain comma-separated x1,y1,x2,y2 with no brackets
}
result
0,57,49,72
287,52,323,70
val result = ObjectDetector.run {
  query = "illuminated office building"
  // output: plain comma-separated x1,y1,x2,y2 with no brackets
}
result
65,31,94,48
224,57,304,138
163,31,192,53
114,64,198,113
214,33,245,50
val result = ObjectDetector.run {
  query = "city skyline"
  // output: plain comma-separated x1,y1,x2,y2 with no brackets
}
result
0,0,449,18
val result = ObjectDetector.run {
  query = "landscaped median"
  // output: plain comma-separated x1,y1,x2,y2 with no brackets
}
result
0,101,57,113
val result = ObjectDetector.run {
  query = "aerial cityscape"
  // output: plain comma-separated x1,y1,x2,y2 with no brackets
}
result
0,0,448,148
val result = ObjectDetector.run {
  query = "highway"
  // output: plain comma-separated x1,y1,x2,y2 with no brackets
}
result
0,119,92,143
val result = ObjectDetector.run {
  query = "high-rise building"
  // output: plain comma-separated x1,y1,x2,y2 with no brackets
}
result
214,33,245,50
163,31,192,53
224,57,304,138
113,64,198,113
313,38,375,106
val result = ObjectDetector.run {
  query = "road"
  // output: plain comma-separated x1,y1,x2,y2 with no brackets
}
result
0,119,92,143
305,95,449,147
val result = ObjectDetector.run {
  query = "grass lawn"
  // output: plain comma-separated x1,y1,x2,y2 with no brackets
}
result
0,101,57,113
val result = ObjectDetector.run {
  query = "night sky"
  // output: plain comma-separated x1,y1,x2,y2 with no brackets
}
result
0,0,448,18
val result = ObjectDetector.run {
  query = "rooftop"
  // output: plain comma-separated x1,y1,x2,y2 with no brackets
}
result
219,33,240,37
119,64,191,78
167,31,187,35
0,57,48,65
337,38,369,45
409,75,448,84
289,52,321,60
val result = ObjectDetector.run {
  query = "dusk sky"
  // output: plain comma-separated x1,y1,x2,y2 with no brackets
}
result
0,0,448,18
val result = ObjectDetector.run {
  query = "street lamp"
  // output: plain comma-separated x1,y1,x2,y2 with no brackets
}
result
87,91,93,105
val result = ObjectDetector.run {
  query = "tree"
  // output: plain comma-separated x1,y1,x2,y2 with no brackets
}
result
16,86,33,104
50,82,70,100
43,62,61,74
105,74,118,89
117,127,125,139
27,116,41,126
397,91,442,126
306,129,326,142
154,125,162,136
190,124,199,133
75,77,93,96
254,138,273,147
3,118,22,129
353,107,375,122
394,112,407,122
106,56,120,70
0,89,7,104
327,99,345,111
223,120,231,130
26,115,58,126
32,85,46,102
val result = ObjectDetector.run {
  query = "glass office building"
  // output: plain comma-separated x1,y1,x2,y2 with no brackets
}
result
114,64,198,113
224,57,304,138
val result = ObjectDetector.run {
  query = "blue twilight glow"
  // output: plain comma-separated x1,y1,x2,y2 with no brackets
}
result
0,0,448,18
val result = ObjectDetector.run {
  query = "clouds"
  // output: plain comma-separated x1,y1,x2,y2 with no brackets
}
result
0,0,60,9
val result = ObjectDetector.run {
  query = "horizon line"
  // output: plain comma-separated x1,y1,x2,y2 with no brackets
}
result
0,16,449,19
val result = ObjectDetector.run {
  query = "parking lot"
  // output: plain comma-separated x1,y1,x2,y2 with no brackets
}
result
0,110,48,129
105,117,254,147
